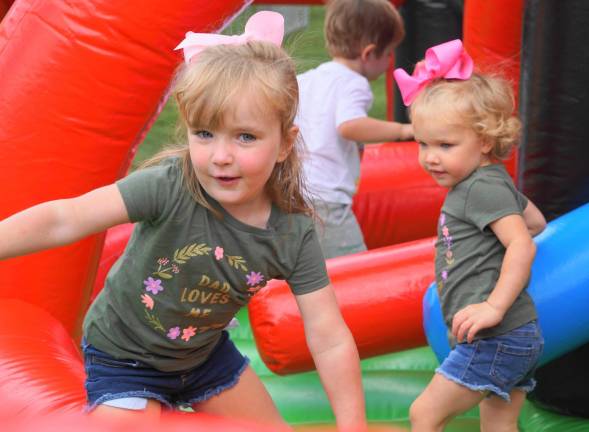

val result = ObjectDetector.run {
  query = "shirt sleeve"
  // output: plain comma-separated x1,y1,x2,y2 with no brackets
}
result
116,159,181,224
335,77,373,127
465,178,526,231
286,225,331,295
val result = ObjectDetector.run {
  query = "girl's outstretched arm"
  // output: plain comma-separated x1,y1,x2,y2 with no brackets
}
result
0,184,129,260
452,214,536,343
295,284,367,432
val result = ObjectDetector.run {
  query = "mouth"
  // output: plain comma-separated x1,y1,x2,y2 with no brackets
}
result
428,170,446,178
213,175,240,185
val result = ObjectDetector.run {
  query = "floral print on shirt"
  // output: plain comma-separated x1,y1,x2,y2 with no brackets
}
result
140,242,267,342
438,212,454,293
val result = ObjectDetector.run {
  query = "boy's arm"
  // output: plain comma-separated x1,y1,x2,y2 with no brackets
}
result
338,116,413,143
522,199,547,237
295,284,367,432
0,184,129,260
452,214,536,343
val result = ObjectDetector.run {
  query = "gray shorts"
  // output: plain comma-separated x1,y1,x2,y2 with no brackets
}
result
313,201,367,259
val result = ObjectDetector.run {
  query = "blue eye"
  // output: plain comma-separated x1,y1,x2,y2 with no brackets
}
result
239,133,256,143
440,143,453,149
193,130,213,139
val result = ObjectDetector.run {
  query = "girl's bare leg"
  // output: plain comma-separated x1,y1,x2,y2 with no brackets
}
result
479,389,526,432
192,365,288,427
409,373,486,432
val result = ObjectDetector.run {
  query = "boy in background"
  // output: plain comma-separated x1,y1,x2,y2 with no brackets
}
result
297,0,412,259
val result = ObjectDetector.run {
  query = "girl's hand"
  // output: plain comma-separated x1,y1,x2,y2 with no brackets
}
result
451,301,504,343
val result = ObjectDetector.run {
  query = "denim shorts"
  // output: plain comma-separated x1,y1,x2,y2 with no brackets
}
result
436,320,544,402
82,331,249,411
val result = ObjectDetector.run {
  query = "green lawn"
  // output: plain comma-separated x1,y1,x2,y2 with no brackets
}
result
132,6,388,168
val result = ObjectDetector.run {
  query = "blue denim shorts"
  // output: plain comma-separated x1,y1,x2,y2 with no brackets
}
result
436,320,544,402
82,331,249,411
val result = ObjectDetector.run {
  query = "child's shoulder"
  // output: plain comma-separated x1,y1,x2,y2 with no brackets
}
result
458,164,513,191
133,156,182,178
271,208,315,235
298,61,367,83
117,157,185,201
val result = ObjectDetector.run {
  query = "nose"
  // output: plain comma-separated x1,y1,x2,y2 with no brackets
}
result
210,138,233,165
423,148,439,166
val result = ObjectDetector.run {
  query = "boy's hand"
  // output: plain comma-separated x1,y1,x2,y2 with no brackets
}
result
451,301,504,343
400,123,414,141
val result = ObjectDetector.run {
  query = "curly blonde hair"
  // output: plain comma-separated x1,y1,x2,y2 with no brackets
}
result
410,73,521,160
142,41,312,217
324,0,405,59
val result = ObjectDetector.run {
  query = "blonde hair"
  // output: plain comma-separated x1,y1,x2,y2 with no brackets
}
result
143,41,311,216
324,0,405,59
410,73,521,160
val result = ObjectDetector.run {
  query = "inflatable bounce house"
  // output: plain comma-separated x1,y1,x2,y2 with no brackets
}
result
1,0,589,430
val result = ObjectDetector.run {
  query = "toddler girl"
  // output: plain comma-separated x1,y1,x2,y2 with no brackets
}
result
394,40,546,431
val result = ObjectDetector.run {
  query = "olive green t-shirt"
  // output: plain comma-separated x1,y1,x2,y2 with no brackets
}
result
83,159,329,372
435,164,537,341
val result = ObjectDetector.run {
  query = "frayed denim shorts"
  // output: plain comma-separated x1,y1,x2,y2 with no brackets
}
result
436,320,544,402
82,331,249,411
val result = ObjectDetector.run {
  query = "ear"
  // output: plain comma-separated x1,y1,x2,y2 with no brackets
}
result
278,125,298,162
481,138,495,156
360,43,377,62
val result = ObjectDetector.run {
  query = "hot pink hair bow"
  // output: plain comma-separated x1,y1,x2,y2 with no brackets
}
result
393,39,474,106
175,11,284,63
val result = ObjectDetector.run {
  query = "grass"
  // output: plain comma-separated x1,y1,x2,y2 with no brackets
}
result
132,5,388,168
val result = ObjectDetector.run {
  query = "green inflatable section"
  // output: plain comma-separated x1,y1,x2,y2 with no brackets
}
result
230,308,589,430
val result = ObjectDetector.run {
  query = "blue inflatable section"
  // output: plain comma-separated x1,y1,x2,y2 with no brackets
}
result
424,203,589,365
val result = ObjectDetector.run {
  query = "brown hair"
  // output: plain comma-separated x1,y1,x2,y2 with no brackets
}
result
410,73,522,160
324,0,405,59
142,41,312,216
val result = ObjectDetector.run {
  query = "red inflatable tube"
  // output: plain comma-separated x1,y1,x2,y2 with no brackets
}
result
249,237,435,375
353,141,444,248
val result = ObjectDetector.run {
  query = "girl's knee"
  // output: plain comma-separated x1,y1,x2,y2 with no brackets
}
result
409,396,446,431
409,397,431,426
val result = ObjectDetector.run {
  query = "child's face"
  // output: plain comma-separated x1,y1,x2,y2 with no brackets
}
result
188,94,294,218
362,44,394,81
413,113,493,189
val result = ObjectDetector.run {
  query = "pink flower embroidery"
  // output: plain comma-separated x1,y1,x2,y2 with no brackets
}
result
441,270,448,281
442,226,449,237
181,326,197,342
440,214,446,226
215,246,224,261
446,250,453,259
246,271,264,287
172,264,180,274
157,257,169,265
167,327,181,340
144,277,164,295
141,294,154,310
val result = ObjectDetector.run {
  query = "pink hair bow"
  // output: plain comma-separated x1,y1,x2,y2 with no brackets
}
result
393,39,474,106
175,11,284,63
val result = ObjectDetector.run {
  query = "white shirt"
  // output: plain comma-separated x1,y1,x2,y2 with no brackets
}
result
296,61,373,204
